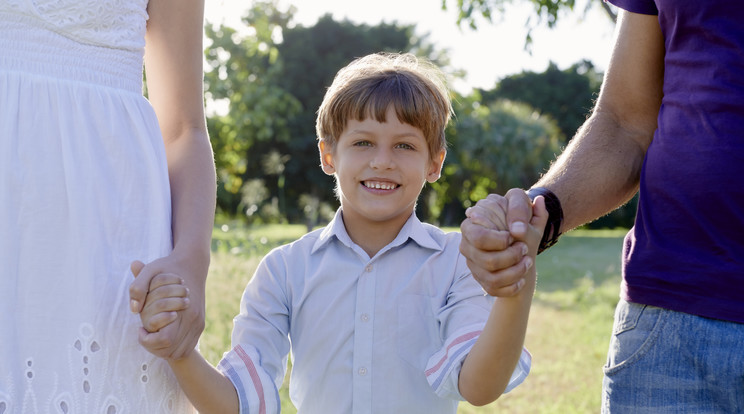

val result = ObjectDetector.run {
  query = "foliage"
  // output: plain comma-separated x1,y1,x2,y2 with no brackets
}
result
586,192,638,229
481,60,602,143
429,96,561,224
205,1,301,215
442,0,617,47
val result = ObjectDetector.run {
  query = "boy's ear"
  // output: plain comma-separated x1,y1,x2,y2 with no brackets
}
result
426,149,446,183
318,139,336,175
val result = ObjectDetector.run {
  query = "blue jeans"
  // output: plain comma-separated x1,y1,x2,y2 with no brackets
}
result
602,299,744,413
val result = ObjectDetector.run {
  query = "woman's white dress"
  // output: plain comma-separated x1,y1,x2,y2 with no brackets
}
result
0,0,194,412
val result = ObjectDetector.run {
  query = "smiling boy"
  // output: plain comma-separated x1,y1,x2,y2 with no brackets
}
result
135,52,547,413
318,104,444,257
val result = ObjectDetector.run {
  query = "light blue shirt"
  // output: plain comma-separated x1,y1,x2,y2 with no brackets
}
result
218,210,531,414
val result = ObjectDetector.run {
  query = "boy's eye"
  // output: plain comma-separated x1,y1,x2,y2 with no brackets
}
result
353,140,372,147
396,143,414,150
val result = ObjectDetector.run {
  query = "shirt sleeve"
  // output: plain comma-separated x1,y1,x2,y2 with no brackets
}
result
606,0,658,15
218,345,282,414
424,257,532,400
217,250,291,414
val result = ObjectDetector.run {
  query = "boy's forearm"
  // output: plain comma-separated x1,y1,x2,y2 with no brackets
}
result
167,352,240,414
458,270,535,406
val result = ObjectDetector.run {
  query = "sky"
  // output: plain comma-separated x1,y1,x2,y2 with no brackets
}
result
204,0,617,93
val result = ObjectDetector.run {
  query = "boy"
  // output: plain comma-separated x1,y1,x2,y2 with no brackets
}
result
135,52,547,413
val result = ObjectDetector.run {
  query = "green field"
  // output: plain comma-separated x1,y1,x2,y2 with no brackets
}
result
202,223,626,413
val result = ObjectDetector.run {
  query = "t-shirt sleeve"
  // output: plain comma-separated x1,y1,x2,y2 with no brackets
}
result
607,0,658,15
217,251,291,414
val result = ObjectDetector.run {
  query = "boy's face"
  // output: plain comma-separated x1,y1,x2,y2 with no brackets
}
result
319,105,445,229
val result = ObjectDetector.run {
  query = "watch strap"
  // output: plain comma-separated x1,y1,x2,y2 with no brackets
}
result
527,187,563,254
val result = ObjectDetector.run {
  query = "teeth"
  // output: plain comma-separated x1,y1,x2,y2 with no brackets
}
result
365,181,397,190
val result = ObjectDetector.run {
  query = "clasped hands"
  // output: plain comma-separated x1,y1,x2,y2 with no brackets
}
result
128,255,204,360
460,188,547,297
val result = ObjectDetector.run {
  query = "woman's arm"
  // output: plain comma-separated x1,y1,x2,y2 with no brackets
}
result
129,0,217,359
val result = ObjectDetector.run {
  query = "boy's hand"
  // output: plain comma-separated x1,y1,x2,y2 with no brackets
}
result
524,196,549,258
465,194,509,231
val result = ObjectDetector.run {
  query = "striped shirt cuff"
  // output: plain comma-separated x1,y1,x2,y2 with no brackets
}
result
504,348,531,393
425,326,482,400
218,345,281,414
425,326,532,399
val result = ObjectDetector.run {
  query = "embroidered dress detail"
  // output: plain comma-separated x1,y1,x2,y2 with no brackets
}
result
1,0,148,51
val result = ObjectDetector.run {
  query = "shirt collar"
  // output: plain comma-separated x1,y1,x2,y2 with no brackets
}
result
312,208,443,255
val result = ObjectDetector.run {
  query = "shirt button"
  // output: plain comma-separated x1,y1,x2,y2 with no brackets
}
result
365,265,373,272
358,367,367,376
360,313,370,322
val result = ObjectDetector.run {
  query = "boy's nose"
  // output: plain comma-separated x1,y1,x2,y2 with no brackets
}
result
369,148,394,170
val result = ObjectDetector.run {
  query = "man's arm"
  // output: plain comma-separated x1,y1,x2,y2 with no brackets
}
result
461,10,665,296
537,9,664,231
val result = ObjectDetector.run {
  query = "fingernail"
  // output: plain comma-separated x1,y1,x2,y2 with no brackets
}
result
521,243,528,256
130,300,139,313
524,257,533,270
511,221,526,233
516,279,525,291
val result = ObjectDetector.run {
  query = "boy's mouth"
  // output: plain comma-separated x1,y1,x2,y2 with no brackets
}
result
363,180,399,190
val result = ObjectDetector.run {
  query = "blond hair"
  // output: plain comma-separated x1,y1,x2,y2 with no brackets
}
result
316,53,452,159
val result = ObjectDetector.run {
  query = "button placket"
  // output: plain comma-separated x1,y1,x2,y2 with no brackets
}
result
352,259,375,408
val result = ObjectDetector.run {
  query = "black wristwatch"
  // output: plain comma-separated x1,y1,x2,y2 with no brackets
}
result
527,187,563,254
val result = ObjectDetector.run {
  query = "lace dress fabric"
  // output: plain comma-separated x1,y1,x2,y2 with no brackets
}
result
0,1,194,412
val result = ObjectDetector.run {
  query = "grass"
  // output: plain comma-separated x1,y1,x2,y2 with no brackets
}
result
202,224,626,413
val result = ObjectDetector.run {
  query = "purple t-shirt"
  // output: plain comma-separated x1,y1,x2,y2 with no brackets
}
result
609,0,744,323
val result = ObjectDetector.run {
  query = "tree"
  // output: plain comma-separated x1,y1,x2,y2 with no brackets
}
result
429,95,561,225
204,1,301,216
442,0,616,46
481,60,602,142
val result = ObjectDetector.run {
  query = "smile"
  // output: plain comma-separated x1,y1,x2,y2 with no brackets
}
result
363,181,399,190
